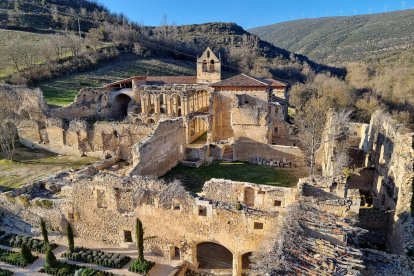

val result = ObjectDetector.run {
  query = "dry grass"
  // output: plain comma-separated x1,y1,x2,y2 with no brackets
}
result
0,144,97,190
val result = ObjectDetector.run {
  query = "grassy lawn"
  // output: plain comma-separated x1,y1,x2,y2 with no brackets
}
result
0,145,97,191
163,161,307,192
38,54,196,106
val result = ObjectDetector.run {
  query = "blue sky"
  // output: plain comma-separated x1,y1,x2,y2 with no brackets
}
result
100,0,414,29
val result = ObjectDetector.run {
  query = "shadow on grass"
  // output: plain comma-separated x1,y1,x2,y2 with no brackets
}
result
162,161,306,193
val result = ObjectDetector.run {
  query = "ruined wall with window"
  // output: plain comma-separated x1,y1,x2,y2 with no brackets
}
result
202,179,297,211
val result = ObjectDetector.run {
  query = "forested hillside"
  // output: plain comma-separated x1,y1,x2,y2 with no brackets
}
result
249,9,414,64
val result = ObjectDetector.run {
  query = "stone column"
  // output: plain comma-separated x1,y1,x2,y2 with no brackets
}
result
232,253,242,276
141,94,147,114
154,95,160,114
166,96,173,115
182,96,188,116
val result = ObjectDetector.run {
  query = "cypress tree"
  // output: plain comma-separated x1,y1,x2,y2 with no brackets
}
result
136,218,144,261
44,244,57,269
40,219,49,244
21,243,34,264
67,222,74,253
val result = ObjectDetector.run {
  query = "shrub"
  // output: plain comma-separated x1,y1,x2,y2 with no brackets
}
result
0,247,37,267
0,268,13,276
129,258,154,274
0,233,57,253
235,203,242,210
35,199,54,209
62,247,130,269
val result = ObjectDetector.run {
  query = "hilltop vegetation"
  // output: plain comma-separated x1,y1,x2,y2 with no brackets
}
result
0,0,345,105
249,9,414,64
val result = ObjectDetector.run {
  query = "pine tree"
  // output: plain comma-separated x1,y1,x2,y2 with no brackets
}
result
21,243,34,264
44,244,57,269
40,219,49,244
67,222,75,253
136,218,144,261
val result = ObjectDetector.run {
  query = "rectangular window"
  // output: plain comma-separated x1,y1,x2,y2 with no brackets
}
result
274,200,282,207
123,230,132,243
258,191,265,195
254,222,264,229
274,127,278,133
68,213,74,220
198,206,207,216
173,204,181,210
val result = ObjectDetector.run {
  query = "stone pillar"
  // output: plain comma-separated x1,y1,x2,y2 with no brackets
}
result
232,253,242,276
141,95,147,114
182,96,188,116
154,95,160,114
166,96,173,115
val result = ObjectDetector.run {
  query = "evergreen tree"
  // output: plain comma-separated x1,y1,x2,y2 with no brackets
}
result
40,219,49,244
135,218,144,261
67,222,75,253
20,243,34,264
44,244,58,269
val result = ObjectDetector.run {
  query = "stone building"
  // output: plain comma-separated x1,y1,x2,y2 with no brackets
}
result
13,48,302,177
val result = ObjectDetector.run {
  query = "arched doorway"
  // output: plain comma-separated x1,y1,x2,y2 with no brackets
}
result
197,242,233,270
112,94,131,120
171,94,182,117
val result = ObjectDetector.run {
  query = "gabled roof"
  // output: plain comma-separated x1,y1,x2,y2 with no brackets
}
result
262,78,287,88
211,74,269,87
198,47,220,62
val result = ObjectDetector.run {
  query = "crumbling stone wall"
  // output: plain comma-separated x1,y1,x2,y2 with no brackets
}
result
202,179,297,211
129,118,186,177
18,118,152,160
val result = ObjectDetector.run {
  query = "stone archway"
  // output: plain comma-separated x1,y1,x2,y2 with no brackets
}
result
188,117,208,144
197,242,233,270
112,94,131,120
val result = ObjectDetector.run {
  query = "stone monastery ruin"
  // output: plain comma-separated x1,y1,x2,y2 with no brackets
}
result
0,48,413,275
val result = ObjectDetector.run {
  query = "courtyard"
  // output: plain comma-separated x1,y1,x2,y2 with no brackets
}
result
162,161,308,192
0,144,97,191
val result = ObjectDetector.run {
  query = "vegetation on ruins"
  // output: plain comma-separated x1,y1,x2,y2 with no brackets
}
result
62,247,130,269
129,218,155,274
0,233,58,253
41,218,49,244
67,222,75,253
0,243,38,268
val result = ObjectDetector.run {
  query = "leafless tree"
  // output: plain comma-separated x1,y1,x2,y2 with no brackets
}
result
0,97,22,161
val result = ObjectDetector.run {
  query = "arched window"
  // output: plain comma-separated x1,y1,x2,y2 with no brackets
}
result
210,60,215,71
202,60,207,72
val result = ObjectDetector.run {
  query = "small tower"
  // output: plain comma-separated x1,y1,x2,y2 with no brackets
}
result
197,47,221,84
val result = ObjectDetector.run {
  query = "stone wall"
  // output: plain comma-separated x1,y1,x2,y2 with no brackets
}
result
18,118,152,160
130,118,186,177
234,138,305,166
202,179,297,211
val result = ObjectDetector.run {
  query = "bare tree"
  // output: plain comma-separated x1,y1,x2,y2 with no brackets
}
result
295,101,351,176
0,97,21,161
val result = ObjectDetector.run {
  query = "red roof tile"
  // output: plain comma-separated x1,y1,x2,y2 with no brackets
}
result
211,74,269,87
262,78,287,88
146,76,197,85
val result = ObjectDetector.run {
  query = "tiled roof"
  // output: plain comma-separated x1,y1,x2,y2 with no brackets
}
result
211,74,269,87
146,76,197,85
262,78,287,88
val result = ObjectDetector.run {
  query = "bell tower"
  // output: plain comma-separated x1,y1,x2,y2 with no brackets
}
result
197,47,221,84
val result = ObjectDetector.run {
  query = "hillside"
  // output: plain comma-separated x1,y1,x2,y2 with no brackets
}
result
249,9,414,64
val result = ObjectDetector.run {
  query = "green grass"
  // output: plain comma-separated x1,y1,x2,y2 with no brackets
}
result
163,161,306,192
0,145,97,190
38,54,196,106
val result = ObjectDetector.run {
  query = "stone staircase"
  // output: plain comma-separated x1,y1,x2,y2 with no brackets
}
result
222,146,233,161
